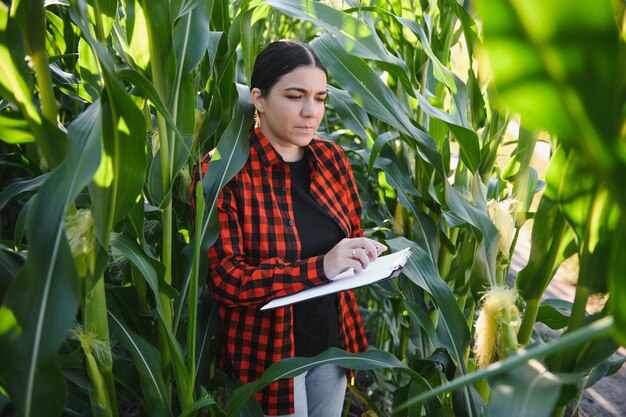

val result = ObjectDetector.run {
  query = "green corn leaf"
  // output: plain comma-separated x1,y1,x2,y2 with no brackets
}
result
478,0,622,170
173,1,210,77
115,68,185,142
0,173,49,211
404,299,439,348
109,233,191,401
0,245,24,293
138,0,172,90
71,6,148,245
546,146,620,296
78,36,102,99
545,146,596,241
326,85,372,144
0,112,35,144
311,34,445,178
107,309,170,417
387,237,477,415
193,291,219,386
312,33,411,133
141,0,207,207
196,83,253,258
585,357,626,390
12,196,33,251
395,14,456,92
0,5,41,131
225,347,412,417
264,0,398,65
88,87,146,246
577,189,619,295
174,0,212,20
126,0,150,71
367,132,399,176
609,214,626,344
109,361,151,415
0,100,102,417
569,337,619,374
374,157,421,200
516,196,575,301
394,316,614,413
85,0,116,40
536,299,572,330
442,0,479,59
45,11,67,60
10,0,47,62
178,395,217,417
416,88,480,173
369,155,438,264
488,361,563,417
431,178,499,289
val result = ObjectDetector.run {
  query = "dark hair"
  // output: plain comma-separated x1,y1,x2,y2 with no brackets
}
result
250,40,328,97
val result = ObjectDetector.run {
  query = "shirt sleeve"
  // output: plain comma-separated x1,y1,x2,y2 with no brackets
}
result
207,179,331,307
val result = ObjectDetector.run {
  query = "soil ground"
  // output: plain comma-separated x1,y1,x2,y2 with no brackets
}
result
510,226,626,417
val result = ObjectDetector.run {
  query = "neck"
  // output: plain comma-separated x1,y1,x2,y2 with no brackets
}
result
258,126,305,162
279,146,305,162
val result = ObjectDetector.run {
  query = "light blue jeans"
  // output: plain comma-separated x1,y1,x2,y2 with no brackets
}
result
263,364,347,417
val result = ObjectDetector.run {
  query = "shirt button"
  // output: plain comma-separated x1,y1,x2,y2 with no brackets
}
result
288,220,294,226
282,186,287,192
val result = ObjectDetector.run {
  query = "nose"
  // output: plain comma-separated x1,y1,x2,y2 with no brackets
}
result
301,98,316,118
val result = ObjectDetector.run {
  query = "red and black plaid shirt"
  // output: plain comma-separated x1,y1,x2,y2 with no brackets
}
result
196,128,367,415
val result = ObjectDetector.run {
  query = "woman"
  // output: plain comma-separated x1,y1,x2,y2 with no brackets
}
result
197,40,385,417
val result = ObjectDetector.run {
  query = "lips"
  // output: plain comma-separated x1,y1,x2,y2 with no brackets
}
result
295,126,315,132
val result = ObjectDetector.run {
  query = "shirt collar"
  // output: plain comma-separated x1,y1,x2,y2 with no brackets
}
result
250,127,322,170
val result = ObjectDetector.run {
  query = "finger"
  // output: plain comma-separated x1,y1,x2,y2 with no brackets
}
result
353,248,371,270
351,258,364,274
359,240,381,261
364,239,386,256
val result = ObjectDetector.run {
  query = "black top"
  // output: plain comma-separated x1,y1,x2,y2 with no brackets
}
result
287,154,345,357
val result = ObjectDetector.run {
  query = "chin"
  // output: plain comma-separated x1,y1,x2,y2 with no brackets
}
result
292,134,315,147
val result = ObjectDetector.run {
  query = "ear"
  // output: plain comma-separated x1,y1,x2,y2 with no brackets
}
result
250,87,265,113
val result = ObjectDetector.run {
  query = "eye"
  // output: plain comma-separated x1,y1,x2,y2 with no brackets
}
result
287,95,302,100
316,96,328,103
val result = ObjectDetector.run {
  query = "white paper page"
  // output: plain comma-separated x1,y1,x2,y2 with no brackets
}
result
261,247,411,311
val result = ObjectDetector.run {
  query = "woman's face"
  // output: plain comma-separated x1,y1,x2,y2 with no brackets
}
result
251,66,327,162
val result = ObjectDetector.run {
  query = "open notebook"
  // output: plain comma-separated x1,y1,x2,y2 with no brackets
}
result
261,247,412,311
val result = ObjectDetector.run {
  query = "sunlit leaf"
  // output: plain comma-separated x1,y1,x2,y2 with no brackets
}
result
479,0,622,158
0,5,41,129
126,0,150,71
0,112,35,144
70,3,148,246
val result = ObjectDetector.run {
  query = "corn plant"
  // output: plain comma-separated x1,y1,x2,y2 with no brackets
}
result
1,1,625,417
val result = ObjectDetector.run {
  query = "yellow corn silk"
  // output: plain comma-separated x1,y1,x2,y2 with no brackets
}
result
487,199,517,266
474,286,521,368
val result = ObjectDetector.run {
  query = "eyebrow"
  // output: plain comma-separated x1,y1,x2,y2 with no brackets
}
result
284,87,328,95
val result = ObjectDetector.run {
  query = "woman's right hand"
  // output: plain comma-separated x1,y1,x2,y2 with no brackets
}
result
323,237,387,279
